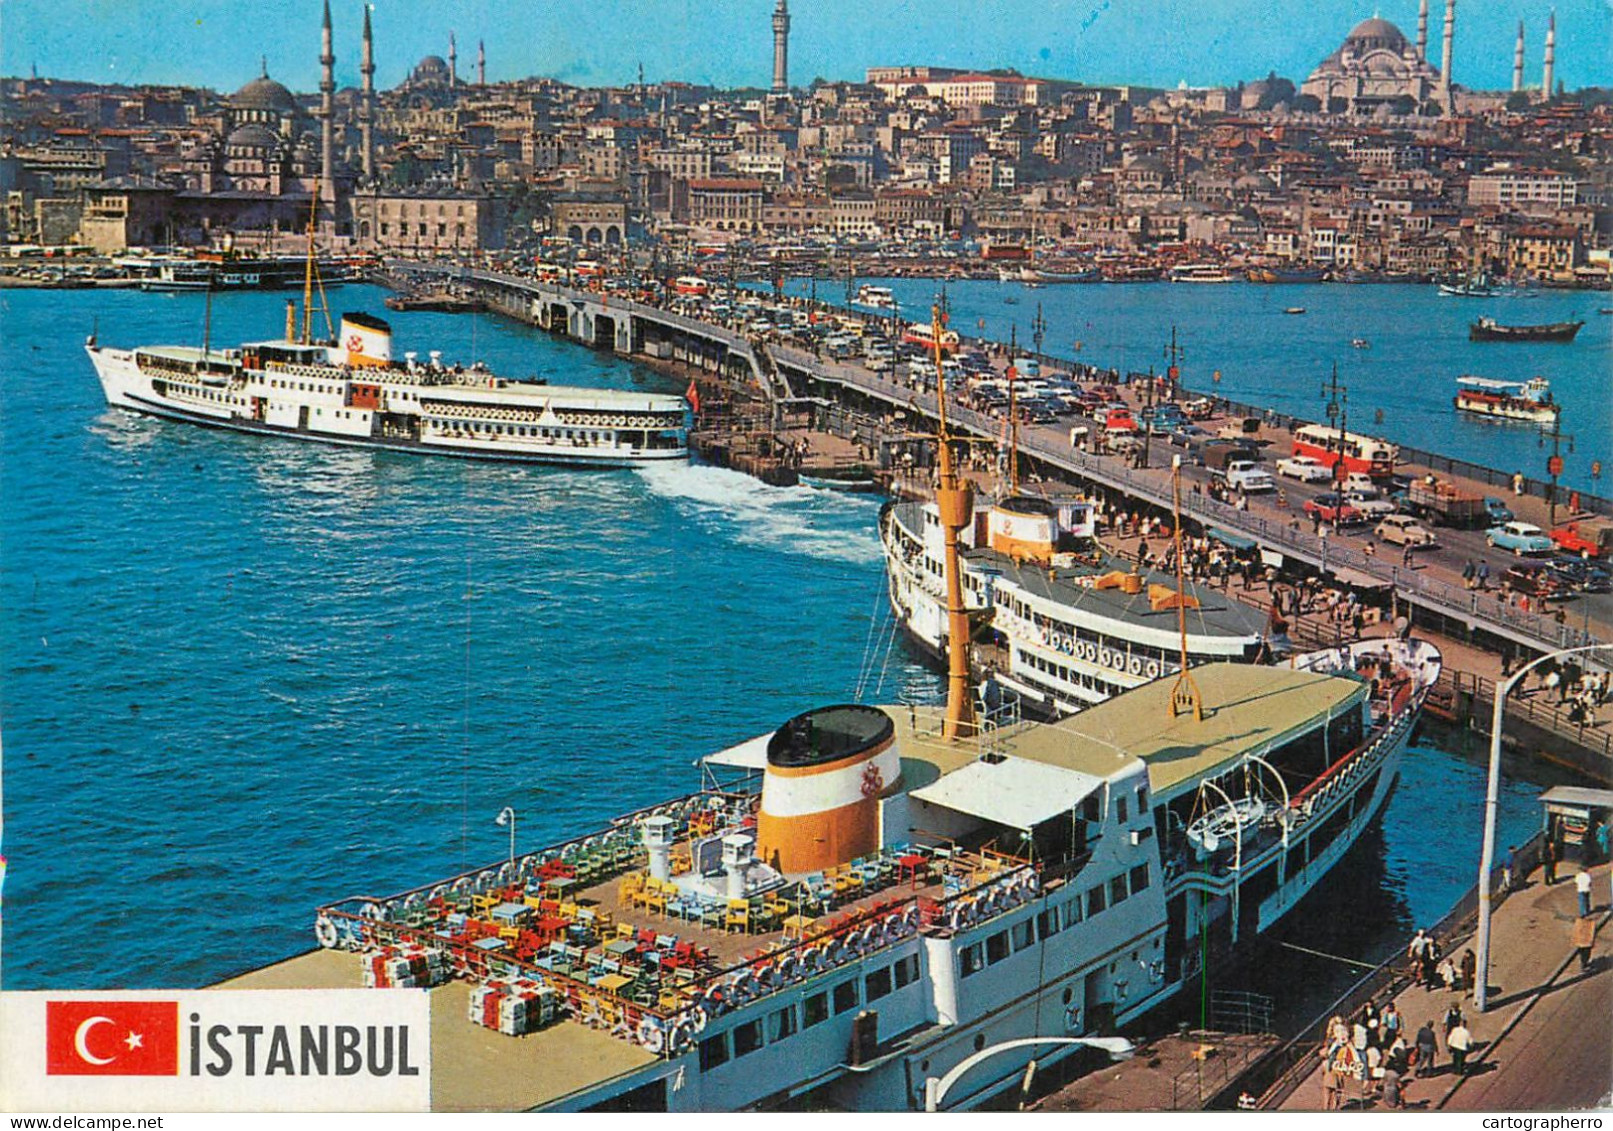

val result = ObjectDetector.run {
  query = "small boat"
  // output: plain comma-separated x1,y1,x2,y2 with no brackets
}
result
1468,316,1586,343
853,284,896,310
798,466,878,492
1284,307,1306,315
1169,264,1234,283
1439,274,1498,298
1351,338,1371,349
1453,375,1559,424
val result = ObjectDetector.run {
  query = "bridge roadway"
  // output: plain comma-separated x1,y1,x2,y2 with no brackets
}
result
416,264,1606,659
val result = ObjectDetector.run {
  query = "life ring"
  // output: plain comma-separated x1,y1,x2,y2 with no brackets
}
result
701,985,727,1015
751,961,776,987
687,1004,710,1034
905,907,922,933
637,1016,666,1054
1145,659,1163,679
1062,635,1075,655
949,900,973,931
497,862,517,886
475,870,497,893
1128,654,1144,676
1080,640,1097,662
1039,627,1050,646
667,1020,694,1055
429,885,449,903
776,953,800,981
315,915,339,949
1099,648,1115,669
883,917,904,945
800,945,824,971
360,901,384,921
825,940,847,966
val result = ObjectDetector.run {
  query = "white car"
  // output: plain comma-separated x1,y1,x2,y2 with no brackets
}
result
1277,456,1332,483
1345,491,1397,518
1375,514,1437,548
1342,472,1380,498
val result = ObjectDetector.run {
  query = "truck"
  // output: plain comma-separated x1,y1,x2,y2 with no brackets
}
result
1200,441,1258,471
1221,459,1276,493
1550,521,1613,560
1407,479,1487,528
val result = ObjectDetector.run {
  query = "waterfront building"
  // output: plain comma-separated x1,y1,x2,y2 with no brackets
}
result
551,192,629,245
349,187,505,253
1467,165,1581,212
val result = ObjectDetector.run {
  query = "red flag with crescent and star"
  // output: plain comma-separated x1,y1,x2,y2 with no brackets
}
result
686,380,701,415
45,1000,179,1076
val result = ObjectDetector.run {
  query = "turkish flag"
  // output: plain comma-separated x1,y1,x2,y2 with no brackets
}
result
685,380,701,415
45,1000,179,1076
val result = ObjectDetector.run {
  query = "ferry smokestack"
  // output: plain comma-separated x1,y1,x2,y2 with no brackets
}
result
340,312,393,367
285,299,297,342
756,705,898,874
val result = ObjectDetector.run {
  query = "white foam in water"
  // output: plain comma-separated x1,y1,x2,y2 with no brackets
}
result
638,462,883,564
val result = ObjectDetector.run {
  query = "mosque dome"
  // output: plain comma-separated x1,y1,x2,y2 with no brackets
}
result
232,71,297,113
407,55,452,87
1344,17,1410,51
226,123,282,149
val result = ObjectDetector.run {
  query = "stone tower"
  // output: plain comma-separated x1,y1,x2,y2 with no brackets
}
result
1439,0,1455,114
360,3,375,179
1416,0,1428,60
1542,10,1555,99
771,0,790,94
1512,21,1524,94
449,32,458,89
319,0,336,209
478,40,486,86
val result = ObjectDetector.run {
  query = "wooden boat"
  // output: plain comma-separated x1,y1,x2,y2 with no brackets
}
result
1468,316,1585,343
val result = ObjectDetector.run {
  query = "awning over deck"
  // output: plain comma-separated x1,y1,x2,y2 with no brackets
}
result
702,732,770,770
909,757,1104,831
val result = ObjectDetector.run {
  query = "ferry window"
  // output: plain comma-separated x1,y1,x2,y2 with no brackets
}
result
1130,864,1150,893
732,1019,762,1058
866,967,893,1001
803,992,829,1028
1012,919,1036,951
894,954,919,988
1087,886,1107,917
1109,875,1128,906
1136,785,1148,813
832,980,859,1014
1037,906,1061,937
986,931,1010,965
1117,797,1129,824
698,1032,729,1071
767,1005,797,1042
1066,898,1083,925
959,943,984,977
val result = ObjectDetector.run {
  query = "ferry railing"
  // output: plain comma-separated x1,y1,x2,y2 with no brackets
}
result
1170,1034,1270,1111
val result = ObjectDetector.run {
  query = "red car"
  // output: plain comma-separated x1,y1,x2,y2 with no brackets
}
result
1549,523,1611,559
1304,493,1363,524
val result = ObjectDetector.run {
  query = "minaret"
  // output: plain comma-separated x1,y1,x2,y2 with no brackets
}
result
360,3,375,179
449,32,458,89
1439,0,1455,114
1512,20,1525,93
319,0,336,211
477,40,486,86
1416,0,1429,60
1542,10,1555,100
771,0,790,95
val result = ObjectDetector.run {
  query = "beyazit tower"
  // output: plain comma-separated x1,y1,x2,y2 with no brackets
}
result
771,0,790,94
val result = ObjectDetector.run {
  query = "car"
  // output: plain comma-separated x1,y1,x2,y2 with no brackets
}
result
1103,408,1139,434
1501,562,1562,598
1341,472,1380,498
1483,497,1514,525
1346,491,1397,518
1486,521,1554,556
1169,424,1212,448
1549,522,1612,560
1375,514,1437,548
1547,558,1613,594
1304,493,1363,524
1276,455,1333,483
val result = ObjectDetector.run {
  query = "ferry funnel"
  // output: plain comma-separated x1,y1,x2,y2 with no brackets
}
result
340,312,393,368
756,705,899,875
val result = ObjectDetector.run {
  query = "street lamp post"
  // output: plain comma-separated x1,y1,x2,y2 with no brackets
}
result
1475,642,1609,1012
495,806,516,872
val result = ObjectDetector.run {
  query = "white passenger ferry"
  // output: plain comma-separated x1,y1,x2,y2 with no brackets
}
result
86,310,689,467
880,494,1267,718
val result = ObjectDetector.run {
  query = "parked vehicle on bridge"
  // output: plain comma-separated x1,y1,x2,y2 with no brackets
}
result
1103,408,1139,435
1487,521,1555,555
1276,455,1332,482
1345,491,1397,518
1483,497,1514,525
1341,472,1380,498
1547,558,1613,594
1549,522,1612,560
1374,514,1438,548
1501,561,1563,598
1170,424,1213,448
1408,480,1488,529
1304,494,1364,524
1220,460,1276,493
1201,441,1258,472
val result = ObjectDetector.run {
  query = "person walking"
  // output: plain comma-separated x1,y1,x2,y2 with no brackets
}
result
1503,845,1517,892
1573,915,1596,971
1447,1019,1473,1077
1461,949,1478,996
1477,560,1490,590
1576,868,1593,917
1544,837,1559,886
1414,1020,1438,1078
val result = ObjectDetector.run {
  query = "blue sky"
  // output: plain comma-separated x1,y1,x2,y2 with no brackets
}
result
4,0,1609,95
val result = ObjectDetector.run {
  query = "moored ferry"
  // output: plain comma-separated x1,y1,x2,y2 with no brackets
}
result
1453,375,1560,424
854,284,897,310
86,310,689,467
880,493,1269,718
1168,264,1235,284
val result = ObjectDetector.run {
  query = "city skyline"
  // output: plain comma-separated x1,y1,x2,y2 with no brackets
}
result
5,0,1609,98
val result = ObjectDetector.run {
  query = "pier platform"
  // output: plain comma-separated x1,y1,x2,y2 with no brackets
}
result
1269,859,1612,1112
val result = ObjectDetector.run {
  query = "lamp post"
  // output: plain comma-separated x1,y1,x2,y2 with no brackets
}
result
1475,642,1610,1012
495,806,516,871
923,1036,1134,1111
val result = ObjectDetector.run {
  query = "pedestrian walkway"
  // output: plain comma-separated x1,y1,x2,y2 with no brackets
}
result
1274,859,1612,1112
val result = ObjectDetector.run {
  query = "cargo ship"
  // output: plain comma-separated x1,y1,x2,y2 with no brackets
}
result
1468,316,1585,343
85,308,688,467
1453,375,1559,424
270,310,1440,1112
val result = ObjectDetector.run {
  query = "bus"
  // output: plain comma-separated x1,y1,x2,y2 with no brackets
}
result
1292,424,1398,477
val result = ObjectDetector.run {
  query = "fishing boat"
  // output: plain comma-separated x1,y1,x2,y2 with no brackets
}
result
1351,338,1371,349
1284,307,1306,315
1453,375,1560,424
86,203,688,468
1102,263,1163,284
291,310,1442,1110
1438,275,1498,298
1468,316,1585,343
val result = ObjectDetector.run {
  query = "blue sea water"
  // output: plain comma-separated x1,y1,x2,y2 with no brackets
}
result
0,283,1544,991
787,277,1613,493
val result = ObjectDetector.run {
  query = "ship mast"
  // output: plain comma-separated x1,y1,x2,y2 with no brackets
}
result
1007,324,1020,494
932,304,976,741
299,179,333,345
1168,455,1203,721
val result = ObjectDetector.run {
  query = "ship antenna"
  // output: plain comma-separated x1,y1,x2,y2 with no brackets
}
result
1007,324,1020,494
932,303,976,741
1168,455,1204,721
201,271,214,363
